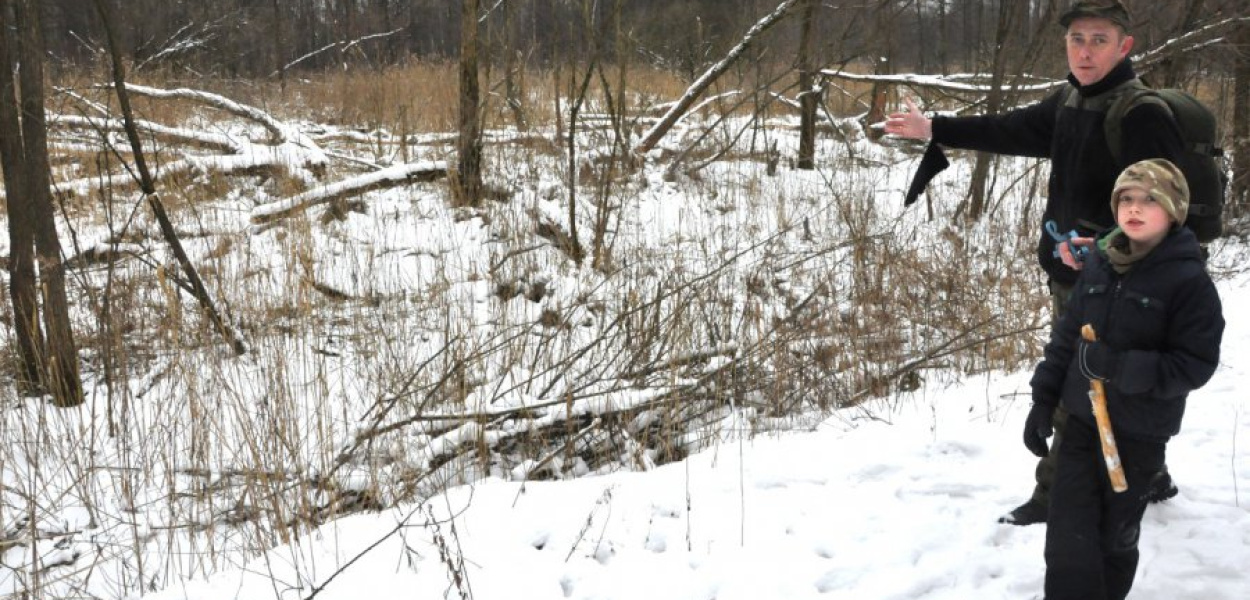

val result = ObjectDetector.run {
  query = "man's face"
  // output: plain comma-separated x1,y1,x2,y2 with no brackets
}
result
1065,17,1133,86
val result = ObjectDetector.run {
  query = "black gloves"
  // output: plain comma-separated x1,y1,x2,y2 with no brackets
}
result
1023,403,1055,458
1078,339,1119,382
904,142,950,206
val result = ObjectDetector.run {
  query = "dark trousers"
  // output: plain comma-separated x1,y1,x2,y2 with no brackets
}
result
1044,418,1165,600
1031,279,1076,505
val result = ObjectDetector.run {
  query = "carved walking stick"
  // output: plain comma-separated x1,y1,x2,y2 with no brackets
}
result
1081,324,1129,493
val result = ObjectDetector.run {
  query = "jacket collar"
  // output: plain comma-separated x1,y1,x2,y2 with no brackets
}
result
1067,58,1137,98
1097,225,1203,273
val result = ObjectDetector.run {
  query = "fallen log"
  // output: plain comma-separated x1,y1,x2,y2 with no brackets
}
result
250,161,448,224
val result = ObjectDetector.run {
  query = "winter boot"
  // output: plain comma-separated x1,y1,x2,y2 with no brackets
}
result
998,498,1047,526
1143,467,1179,504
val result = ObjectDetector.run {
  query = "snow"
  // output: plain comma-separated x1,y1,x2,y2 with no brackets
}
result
137,283,1250,600
4,76,1248,600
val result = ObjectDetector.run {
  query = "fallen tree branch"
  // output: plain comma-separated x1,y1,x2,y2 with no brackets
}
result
250,161,448,224
51,149,313,200
117,83,301,146
634,0,801,154
818,70,1064,95
50,113,242,152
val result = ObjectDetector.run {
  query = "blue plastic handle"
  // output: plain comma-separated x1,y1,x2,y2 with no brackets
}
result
1045,220,1090,261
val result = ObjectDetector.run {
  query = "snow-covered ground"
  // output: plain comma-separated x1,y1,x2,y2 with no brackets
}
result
2,86,1246,600
139,274,1250,600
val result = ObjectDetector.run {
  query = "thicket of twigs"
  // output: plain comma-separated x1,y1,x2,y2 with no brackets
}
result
3,60,1065,598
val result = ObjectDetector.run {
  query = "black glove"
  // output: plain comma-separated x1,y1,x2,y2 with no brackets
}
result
1078,339,1119,382
904,142,950,206
1023,403,1055,458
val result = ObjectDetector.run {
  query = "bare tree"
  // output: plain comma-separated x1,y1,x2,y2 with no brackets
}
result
796,0,818,170
1156,0,1208,88
960,0,1023,222
0,0,83,406
635,0,801,154
1233,19,1249,213
92,0,248,356
0,0,41,392
457,0,483,206
502,0,528,131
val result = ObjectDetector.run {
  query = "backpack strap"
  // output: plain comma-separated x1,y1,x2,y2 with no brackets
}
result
1103,83,1170,165
1054,79,1147,166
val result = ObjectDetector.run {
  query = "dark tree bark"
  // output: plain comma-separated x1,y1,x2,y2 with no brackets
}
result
1233,19,1250,214
634,0,801,154
11,0,83,405
93,0,248,356
503,0,528,131
273,0,286,91
1157,0,1207,88
937,0,949,75
457,0,483,206
796,0,818,170
0,0,42,392
963,0,1022,222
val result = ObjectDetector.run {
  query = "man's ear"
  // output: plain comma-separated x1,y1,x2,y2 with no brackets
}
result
1119,34,1135,59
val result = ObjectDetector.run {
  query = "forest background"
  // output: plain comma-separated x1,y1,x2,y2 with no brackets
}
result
1,0,1248,598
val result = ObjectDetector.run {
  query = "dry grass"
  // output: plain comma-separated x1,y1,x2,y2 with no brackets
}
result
0,59,1074,599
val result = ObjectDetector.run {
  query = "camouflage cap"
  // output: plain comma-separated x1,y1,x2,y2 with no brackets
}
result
1111,159,1190,225
1059,0,1132,31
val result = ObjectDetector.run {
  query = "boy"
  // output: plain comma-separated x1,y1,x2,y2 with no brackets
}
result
886,0,1187,524
1023,158,1223,599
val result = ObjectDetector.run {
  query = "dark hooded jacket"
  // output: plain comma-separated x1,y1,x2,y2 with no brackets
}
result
1029,226,1223,442
930,59,1186,286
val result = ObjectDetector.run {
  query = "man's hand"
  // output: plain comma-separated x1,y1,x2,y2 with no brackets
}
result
884,96,933,140
1058,236,1095,270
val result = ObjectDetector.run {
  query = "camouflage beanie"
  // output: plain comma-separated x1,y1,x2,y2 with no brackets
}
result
1111,158,1190,225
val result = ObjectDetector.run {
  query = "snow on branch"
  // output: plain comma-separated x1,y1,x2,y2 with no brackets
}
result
118,83,314,151
49,113,242,153
250,161,448,224
1131,15,1250,73
41,82,335,201
818,70,1065,95
273,28,404,76
634,0,801,154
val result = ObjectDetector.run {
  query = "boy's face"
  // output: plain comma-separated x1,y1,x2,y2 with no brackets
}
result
1065,17,1133,86
1115,187,1171,251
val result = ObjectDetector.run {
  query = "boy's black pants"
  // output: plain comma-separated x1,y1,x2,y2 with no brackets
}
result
1044,417,1165,600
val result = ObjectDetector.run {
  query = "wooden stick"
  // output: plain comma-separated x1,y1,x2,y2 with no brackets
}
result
1081,324,1129,493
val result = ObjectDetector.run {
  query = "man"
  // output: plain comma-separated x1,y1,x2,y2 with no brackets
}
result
883,0,1184,526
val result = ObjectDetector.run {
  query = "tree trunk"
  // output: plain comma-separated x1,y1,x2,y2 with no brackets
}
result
1157,0,1206,88
273,0,285,93
0,0,43,391
1233,18,1249,214
963,0,1019,222
796,0,818,170
94,0,248,356
937,0,949,75
457,0,483,206
15,0,82,405
503,0,527,131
